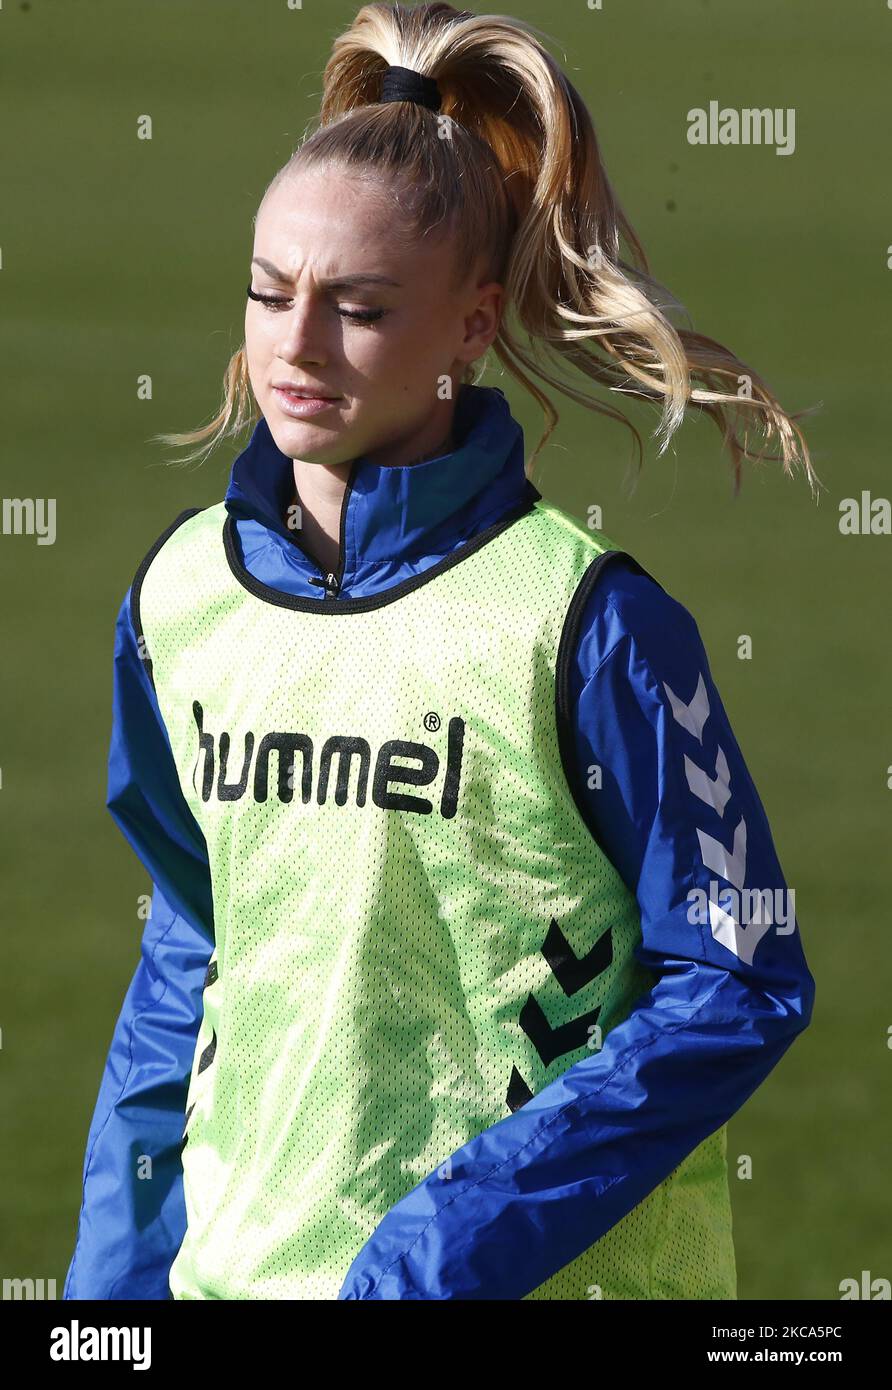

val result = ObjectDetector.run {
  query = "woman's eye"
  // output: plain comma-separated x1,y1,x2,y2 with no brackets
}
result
337,307,385,324
247,287,291,311
247,286,384,324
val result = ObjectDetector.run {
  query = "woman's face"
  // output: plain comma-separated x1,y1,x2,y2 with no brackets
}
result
245,164,503,467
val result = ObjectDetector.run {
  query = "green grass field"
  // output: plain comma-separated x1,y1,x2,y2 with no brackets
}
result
1,0,889,1299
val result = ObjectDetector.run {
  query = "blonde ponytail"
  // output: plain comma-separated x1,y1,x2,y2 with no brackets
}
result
161,1,821,500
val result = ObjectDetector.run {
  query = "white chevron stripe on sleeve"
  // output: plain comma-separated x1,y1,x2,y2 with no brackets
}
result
662,671,709,743
684,746,732,815
708,896,773,967
697,816,747,889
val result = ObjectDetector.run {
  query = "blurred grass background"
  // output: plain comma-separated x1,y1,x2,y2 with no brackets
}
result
1,0,889,1299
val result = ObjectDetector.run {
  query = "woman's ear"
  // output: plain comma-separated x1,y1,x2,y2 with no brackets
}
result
456,281,504,367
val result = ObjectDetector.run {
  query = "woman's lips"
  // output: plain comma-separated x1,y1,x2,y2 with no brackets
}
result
273,388,341,418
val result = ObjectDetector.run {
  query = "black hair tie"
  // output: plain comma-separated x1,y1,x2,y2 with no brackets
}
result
379,64,442,113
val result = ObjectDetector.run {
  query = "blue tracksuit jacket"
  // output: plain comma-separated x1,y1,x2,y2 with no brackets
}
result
64,383,815,1300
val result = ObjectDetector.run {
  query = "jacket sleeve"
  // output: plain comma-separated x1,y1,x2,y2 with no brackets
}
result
63,589,214,1300
338,559,816,1300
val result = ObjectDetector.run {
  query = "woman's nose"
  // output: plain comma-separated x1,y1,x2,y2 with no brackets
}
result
269,297,322,365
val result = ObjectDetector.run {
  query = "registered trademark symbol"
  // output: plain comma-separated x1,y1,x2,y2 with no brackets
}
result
423,711,441,732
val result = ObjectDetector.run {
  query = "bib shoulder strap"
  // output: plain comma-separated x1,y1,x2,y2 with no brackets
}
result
554,545,665,837
129,507,208,692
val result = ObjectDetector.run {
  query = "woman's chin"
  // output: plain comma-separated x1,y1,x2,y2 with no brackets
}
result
264,410,348,461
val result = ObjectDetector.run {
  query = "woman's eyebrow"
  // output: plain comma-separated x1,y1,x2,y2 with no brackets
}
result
250,257,402,290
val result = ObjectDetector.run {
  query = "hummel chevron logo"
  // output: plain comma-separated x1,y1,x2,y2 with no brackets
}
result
507,1066,534,1112
697,817,747,889
707,896,772,967
183,1028,217,1149
197,1028,217,1075
519,995,603,1069
541,917,614,994
506,921,613,1111
664,671,770,967
662,671,709,743
684,746,731,815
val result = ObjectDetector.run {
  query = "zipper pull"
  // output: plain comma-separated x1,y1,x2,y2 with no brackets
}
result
308,571,341,598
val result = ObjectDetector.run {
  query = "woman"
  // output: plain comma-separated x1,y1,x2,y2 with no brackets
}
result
65,2,816,1300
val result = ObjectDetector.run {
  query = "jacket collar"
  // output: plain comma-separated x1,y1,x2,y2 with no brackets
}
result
223,384,537,582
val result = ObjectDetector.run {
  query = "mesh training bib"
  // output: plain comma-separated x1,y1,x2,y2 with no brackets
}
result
133,493,736,1300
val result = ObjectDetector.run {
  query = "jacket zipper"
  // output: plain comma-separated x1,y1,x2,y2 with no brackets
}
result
305,460,357,599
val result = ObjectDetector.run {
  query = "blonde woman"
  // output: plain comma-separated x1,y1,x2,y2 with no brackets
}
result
66,2,816,1301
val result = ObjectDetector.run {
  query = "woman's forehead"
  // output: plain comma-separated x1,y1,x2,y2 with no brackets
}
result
261,163,395,223
254,177,457,282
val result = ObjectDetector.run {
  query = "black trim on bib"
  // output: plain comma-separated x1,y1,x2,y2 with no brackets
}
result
180,1102,195,1153
130,507,206,692
554,549,665,848
222,483,543,613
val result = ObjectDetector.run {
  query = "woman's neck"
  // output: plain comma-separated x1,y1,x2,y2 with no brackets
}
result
283,424,456,575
